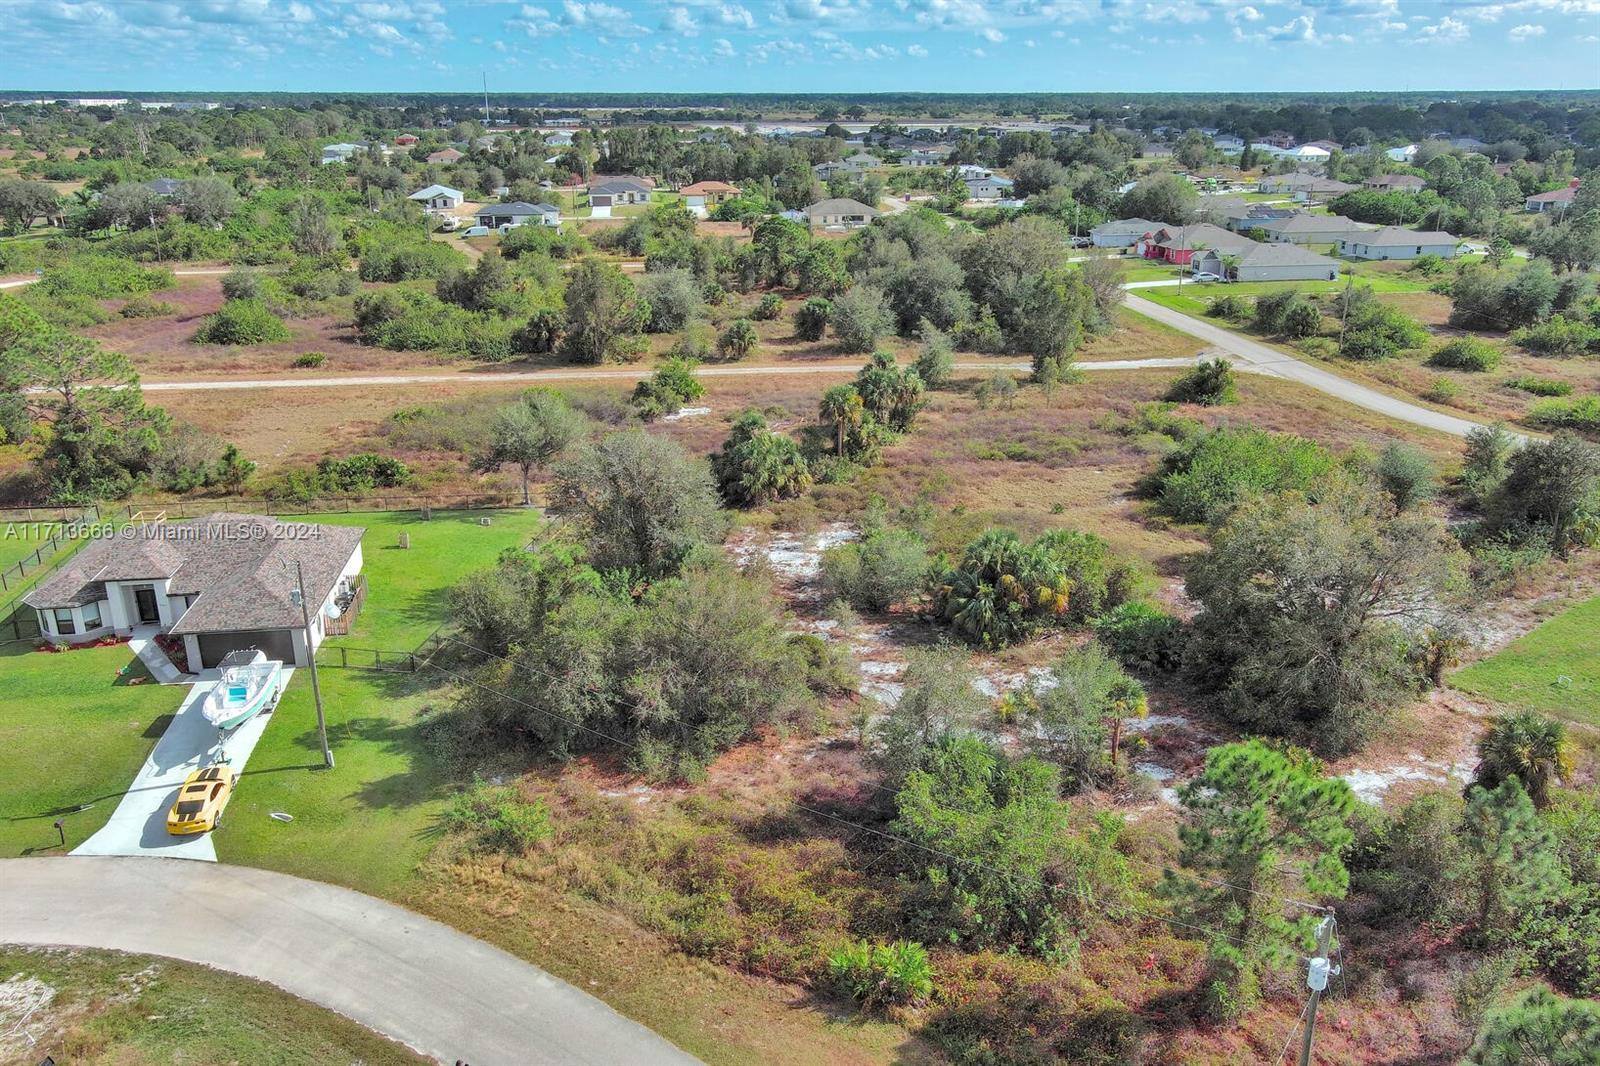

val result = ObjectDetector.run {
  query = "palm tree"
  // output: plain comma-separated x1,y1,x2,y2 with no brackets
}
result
1474,711,1573,809
819,384,863,456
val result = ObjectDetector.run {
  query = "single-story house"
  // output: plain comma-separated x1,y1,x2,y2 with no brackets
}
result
1386,144,1420,163
474,201,560,229
1287,145,1332,164
320,142,366,165
1364,174,1426,193
408,184,464,212
544,131,575,147
1138,223,1257,264
805,197,879,229
905,149,947,167
1526,179,1580,213
1212,134,1245,152
1089,217,1162,248
1337,227,1460,260
1195,242,1341,283
589,176,653,208
142,177,186,198
954,164,993,180
965,175,1015,200
1255,213,1366,245
395,133,419,146
23,513,364,673
1292,177,1358,202
844,152,883,169
679,180,741,205
427,147,464,164
813,158,879,181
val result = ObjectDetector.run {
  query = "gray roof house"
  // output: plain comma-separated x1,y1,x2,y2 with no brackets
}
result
320,142,368,165
408,184,464,212
1254,213,1367,245
475,201,560,229
965,175,1016,199
1089,217,1161,247
805,197,880,229
143,177,186,198
1337,227,1460,260
1194,242,1342,283
1138,223,1258,258
24,514,364,672
904,149,948,167
1364,174,1426,193
588,175,653,209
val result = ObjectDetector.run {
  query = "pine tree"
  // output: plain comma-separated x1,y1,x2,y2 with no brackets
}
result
1459,777,1562,946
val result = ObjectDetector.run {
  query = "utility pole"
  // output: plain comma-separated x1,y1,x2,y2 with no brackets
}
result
291,560,334,769
482,71,490,128
1298,913,1339,1066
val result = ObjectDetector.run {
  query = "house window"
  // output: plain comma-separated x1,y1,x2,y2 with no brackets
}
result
82,601,101,630
53,609,76,635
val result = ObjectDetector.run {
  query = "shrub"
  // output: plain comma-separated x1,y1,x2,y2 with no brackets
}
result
441,777,552,853
1151,427,1338,525
1410,254,1447,276
1374,442,1436,511
1092,602,1186,673
1165,357,1237,406
1341,302,1429,361
36,255,172,298
220,266,265,302
1429,337,1502,372
1422,377,1461,405
636,267,704,333
821,528,929,611
512,308,563,355
831,285,894,353
631,357,705,421
827,940,934,1011
1504,375,1572,397
193,298,291,345
316,452,411,491
794,297,831,341
913,328,955,390
1206,294,1250,320
292,352,326,368
1527,396,1600,434
1254,290,1319,336
716,319,759,360
1513,315,1600,357
752,293,784,321
118,295,175,318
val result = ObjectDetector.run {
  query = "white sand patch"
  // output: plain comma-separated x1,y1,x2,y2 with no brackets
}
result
1342,758,1473,805
729,523,857,586
0,974,56,1058
660,405,711,422
1135,761,1176,782
862,680,906,706
1124,713,1190,734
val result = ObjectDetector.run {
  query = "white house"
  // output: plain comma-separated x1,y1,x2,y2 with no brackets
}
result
544,131,575,147
1337,226,1460,260
965,175,1015,200
1088,217,1161,248
904,149,948,167
408,184,464,212
955,163,994,180
1193,242,1341,283
588,176,653,209
1386,144,1420,163
1286,145,1331,164
320,142,367,165
24,514,364,672
804,197,879,229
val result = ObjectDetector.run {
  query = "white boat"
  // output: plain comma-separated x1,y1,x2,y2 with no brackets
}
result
203,650,284,730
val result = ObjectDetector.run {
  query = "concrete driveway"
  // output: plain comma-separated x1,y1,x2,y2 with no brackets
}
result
72,669,289,862
0,856,702,1066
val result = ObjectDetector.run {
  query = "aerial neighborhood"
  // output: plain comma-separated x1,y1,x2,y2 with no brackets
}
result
0,14,1597,1063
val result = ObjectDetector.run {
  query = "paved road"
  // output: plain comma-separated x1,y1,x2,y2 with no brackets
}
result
0,856,702,1066
1123,292,1495,438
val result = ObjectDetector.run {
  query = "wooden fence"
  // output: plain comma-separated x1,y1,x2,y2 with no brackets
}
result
315,628,447,674
103,492,524,520
323,574,368,637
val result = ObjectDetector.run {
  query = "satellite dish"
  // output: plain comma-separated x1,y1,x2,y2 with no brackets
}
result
325,602,342,619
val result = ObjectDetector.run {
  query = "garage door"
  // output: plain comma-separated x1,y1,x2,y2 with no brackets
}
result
196,629,295,670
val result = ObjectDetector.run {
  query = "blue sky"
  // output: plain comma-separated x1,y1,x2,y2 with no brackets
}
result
1,0,1595,94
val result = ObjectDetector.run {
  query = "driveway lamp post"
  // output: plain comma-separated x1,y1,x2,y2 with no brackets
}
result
289,560,334,769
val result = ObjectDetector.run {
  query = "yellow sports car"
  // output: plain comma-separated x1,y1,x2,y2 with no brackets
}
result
166,765,235,835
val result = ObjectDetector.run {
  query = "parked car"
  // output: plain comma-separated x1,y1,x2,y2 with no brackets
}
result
437,215,460,232
1190,271,1223,283
462,225,490,237
1069,236,1092,248
166,765,235,835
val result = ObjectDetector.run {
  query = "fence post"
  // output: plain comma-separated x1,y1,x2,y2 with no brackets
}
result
340,646,347,668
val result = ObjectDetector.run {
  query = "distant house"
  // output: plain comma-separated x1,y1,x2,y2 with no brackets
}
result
1258,173,1356,200
1337,226,1460,260
408,184,464,212
395,134,418,146
588,176,654,209
805,197,879,229
1386,144,1420,163
964,175,1015,200
1138,223,1257,265
1364,174,1426,193
1451,136,1488,152
474,202,560,229
1526,179,1580,214
1196,242,1341,283
1255,213,1366,245
1089,217,1161,248
23,513,364,672
142,177,186,198
427,147,464,165
1287,145,1332,164
1212,134,1245,152
954,163,993,180
1259,130,1297,149
845,152,882,168
547,116,582,127
679,180,741,205
904,149,947,167
543,131,575,147
320,142,366,165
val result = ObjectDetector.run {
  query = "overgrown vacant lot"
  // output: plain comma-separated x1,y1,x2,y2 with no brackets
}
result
0,946,427,1065
1452,594,1600,726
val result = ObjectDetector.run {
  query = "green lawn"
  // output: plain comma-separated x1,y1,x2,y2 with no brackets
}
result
2,946,427,1064
216,507,542,894
0,643,181,855
1138,271,1433,317
1451,595,1600,727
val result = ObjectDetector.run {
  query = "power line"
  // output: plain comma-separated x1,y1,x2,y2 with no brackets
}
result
1273,995,1313,1066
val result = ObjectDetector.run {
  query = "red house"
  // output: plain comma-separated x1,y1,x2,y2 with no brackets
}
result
1138,223,1257,264
395,134,418,146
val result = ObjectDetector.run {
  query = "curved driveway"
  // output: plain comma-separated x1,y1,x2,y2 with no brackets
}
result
0,856,701,1066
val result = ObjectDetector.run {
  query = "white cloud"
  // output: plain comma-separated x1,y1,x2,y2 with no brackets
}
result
1413,15,1470,42
661,5,697,33
1230,5,1264,21
711,35,735,55
1508,21,1546,38
715,3,755,29
907,42,928,55
979,25,1005,42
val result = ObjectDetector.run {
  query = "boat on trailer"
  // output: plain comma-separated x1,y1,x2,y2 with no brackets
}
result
203,649,284,731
